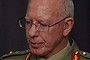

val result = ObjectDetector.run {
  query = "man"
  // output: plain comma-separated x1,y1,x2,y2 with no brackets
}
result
0,0,90,60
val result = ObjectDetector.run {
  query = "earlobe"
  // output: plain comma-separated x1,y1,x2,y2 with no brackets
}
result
63,17,74,36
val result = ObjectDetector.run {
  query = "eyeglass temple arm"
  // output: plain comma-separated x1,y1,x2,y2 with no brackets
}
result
49,16,69,27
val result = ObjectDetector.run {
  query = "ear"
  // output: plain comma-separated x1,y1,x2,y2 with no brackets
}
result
63,17,74,36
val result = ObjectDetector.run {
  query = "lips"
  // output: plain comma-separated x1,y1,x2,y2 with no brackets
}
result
29,40,44,48
30,43,43,48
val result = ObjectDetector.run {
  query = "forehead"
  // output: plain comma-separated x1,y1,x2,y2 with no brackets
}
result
26,0,63,22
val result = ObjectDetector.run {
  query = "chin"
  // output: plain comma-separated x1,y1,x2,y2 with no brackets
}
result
30,46,47,56
31,49,45,56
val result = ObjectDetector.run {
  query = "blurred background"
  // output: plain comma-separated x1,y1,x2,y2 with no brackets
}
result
0,0,90,56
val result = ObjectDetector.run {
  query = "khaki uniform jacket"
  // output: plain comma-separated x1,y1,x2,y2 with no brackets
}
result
0,39,90,60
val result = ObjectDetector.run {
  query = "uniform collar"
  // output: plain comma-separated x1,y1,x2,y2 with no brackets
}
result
26,39,77,60
36,41,71,60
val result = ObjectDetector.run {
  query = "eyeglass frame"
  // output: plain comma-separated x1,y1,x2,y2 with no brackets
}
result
18,16,69,32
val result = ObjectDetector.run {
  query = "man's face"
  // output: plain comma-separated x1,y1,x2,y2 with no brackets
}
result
25,0,68,58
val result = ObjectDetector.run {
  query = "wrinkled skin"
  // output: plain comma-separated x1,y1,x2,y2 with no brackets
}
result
25,0,74,58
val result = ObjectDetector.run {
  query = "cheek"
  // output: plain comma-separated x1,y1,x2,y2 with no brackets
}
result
26,30,28,38
40,29,63,48
26,30,30,43
44,26,64,46
26,29,30,38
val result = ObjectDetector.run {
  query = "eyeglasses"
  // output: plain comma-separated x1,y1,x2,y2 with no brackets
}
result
18,16,68,32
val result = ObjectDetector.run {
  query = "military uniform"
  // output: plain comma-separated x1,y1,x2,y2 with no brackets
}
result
0,39,90,60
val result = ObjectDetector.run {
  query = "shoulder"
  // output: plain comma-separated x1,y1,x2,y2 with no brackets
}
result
0,50,29,60
73,50,90,60
79,50,90,60
70,39,90,60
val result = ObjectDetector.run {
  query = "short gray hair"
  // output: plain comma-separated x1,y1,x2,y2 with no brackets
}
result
62,0,74,17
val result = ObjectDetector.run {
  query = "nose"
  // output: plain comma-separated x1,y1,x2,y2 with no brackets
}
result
27,24,39,38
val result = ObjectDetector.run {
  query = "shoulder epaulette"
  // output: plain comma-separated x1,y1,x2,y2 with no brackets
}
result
0,49,29,60
79,51,90,59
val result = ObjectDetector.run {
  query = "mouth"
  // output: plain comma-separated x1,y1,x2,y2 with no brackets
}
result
29,41,44,48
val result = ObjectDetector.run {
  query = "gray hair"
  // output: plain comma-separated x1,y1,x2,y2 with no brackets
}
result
62,0,74,17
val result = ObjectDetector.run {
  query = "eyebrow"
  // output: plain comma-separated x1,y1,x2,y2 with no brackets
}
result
38,19,50,25
24,16,50,25
25,17,31,20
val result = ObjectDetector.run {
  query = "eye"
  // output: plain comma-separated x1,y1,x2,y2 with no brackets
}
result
39,22,48,27
25,20,32,27
26,21,31,24
38,20,48,27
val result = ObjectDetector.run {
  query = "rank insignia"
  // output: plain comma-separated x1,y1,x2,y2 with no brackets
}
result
26,53,32,60
72,51,80,60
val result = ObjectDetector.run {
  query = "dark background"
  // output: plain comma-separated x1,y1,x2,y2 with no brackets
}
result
0,0,90,56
